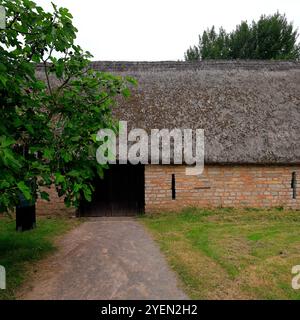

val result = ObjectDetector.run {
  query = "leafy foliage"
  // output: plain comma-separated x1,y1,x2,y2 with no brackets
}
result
0,0,134,212
185,12,300,60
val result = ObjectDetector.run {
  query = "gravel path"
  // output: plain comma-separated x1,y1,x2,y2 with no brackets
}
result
20,217,188,300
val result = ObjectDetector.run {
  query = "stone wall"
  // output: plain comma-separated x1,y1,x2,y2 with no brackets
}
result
145,165,300,213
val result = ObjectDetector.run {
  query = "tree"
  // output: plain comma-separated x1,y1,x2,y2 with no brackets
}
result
230,21,255,59
184,45,200,61
0,0,134,227
185,12,300,60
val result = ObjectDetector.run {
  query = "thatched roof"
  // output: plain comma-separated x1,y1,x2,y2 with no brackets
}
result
91,61,300,165
38,61,300,164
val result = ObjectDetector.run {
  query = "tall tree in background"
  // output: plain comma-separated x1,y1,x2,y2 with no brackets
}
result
0,0,134,229
185,12,300,60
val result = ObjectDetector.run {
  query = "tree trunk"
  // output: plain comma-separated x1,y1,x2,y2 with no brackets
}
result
16,204,36,232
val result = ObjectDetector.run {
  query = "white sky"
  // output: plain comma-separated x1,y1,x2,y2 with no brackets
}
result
35,0,300,61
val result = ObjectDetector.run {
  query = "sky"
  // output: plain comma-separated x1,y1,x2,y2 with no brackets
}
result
35,0,300,61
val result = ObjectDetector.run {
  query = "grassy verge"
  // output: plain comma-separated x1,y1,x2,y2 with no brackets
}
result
0,216,81,300
140,208,300,300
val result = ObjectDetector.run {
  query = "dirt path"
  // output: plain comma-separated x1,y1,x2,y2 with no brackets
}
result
18,217,187,300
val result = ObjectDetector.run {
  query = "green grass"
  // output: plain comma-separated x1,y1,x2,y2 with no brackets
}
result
0,216,80,300
140,208,300,300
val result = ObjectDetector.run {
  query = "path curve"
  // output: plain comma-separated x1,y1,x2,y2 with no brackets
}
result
19,218,188,300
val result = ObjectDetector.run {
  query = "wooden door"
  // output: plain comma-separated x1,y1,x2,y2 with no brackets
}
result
79,164,144,216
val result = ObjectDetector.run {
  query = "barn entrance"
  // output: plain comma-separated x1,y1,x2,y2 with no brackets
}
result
79,164,144,217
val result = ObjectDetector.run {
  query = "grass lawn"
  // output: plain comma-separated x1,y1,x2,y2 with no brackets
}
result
0,216,81,300
140,208,300,300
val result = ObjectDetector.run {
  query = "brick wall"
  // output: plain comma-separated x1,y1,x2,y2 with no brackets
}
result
36,186,76,216
36,164,300,216
145,165,300,213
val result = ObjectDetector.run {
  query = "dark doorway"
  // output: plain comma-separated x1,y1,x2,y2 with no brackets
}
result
79,164,144,217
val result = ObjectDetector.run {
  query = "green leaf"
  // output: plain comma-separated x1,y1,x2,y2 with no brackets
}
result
0,136,15,148
0,181,10,189
44,149,54,160
0,75,7,87
40,191,50,201
121,87,131,98
71,136,81,142
96,166,104,179
82,185,92,202
73,183,81,193
125,76,138,86
67,170,80,178
61,151,72,162
25,124,34,134
55,173,65,184
2,149,22,169
17,182,32,200
90,133,97,142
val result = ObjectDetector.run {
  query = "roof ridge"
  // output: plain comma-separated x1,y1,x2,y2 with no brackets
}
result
89,60,300,71
36,60,300,71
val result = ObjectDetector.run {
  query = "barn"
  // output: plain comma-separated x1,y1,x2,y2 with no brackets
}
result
37,60,300,216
